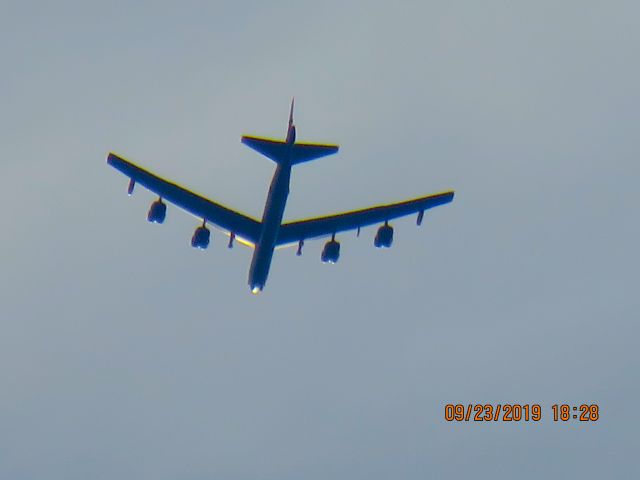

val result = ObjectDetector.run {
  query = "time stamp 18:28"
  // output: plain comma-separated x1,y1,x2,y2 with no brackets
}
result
444,404,600,422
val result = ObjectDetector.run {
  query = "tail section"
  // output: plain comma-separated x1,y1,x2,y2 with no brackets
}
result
241,99,339,165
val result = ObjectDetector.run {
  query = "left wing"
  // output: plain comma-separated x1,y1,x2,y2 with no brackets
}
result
107,153,262,245
276,191,454,245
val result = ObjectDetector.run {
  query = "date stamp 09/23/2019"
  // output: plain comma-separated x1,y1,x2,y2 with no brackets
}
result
444,404,600,423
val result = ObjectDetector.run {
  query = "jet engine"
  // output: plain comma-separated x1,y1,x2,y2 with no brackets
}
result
321,239,340,264
147,199,166,223
374,223,394,248
191,225,210,249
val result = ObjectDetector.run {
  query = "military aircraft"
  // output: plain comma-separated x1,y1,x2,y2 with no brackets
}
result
107,99,454,293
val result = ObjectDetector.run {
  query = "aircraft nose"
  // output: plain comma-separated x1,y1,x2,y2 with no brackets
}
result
251,285,263,295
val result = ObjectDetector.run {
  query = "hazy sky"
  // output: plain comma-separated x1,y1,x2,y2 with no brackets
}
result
1,1,639,478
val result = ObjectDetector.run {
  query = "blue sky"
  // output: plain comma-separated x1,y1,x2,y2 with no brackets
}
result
1,1,638,478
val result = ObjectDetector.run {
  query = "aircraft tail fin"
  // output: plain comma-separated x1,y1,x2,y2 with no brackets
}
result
242,99,338,165
289,97,295,126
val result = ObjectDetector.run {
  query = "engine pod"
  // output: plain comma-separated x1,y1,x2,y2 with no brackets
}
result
321,240,340,263
374,224,393,248
147,200,167,223
191,226,210,249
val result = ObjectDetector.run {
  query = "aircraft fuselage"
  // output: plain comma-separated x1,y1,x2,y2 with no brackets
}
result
248,128,295,293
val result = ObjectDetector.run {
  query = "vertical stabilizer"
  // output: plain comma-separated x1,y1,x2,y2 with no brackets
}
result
289,97,295,126
286,97,296,145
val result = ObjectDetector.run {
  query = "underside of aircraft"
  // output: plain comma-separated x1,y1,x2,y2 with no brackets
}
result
107,99,454,293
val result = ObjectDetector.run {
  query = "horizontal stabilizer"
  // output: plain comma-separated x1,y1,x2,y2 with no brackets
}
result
241,136,339,165
241,136,287,163
290,143,339,164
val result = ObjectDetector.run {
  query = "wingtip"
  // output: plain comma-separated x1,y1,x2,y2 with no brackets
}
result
107,152,132,168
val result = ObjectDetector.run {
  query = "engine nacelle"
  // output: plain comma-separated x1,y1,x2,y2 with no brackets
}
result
321,239,340,264
147,200,166,223
191,225,210,249
374,224,394,248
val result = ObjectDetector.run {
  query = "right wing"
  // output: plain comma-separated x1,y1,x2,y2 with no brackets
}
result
276,191,454,246
107,153,262,245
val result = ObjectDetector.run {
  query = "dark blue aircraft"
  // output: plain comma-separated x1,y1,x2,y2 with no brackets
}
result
107,100,454,293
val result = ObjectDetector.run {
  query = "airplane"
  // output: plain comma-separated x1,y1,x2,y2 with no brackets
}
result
107,99,454,294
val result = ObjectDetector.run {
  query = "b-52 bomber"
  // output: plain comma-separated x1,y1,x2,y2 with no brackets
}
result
107,99,454,293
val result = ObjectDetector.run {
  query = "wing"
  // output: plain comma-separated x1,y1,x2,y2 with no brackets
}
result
107,153,262,245
276,191,454,245
290,143,339,164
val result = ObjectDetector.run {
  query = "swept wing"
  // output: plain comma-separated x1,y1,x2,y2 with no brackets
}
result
276,191,454,245
107,153,262,245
